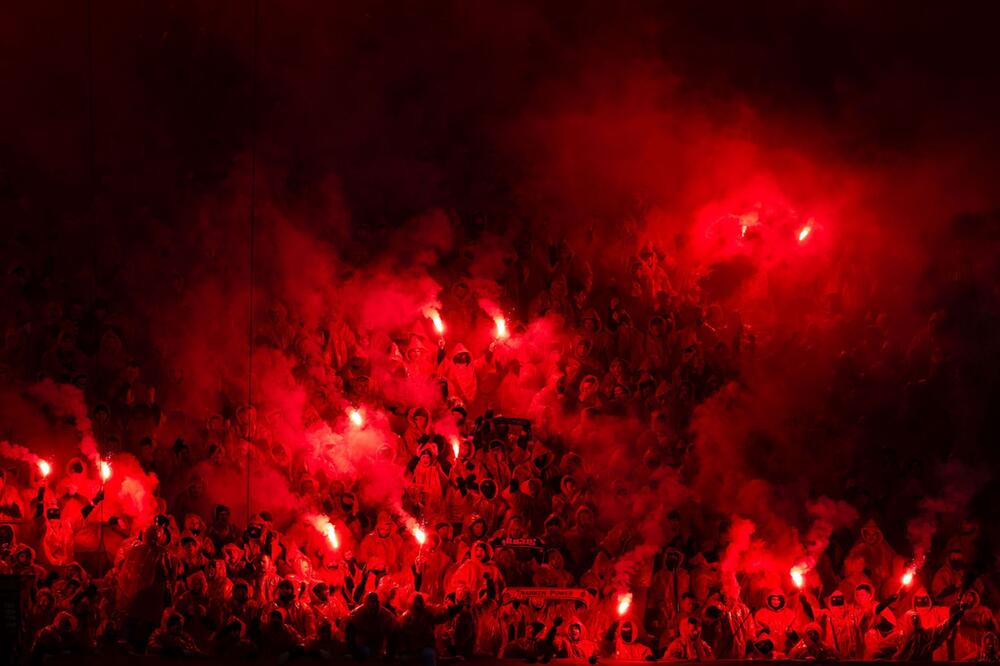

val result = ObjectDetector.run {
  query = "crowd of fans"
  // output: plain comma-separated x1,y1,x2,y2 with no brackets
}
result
0,233,997,664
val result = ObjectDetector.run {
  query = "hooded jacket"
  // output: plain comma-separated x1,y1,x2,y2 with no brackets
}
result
665,616,714,660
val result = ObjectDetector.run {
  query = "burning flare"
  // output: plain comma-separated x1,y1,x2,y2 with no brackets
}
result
100,460,113,482
493,315,508,340
798,220,814,243
37,459,51,478
429,309,445,335
616,592,633,616
348,408,364,428
450,436,461,460
790,563,808,589
413,526,427,545
325,522,340,550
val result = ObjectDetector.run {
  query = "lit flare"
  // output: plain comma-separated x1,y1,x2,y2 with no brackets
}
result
348,408,364,427
100,460,112,482
617,592,632,616
494,315,508,340
38,460,52,478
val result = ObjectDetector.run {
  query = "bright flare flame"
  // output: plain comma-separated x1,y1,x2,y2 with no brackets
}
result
100,461,112,482
451,436,461,460
617,592,632,616
413,527,427,545
348,408,364,427
430,310,445,335
790,564,808,589
494,315,508,339
325,523,340,550
901,569,915,587
798,224,812,243
38,460,51,478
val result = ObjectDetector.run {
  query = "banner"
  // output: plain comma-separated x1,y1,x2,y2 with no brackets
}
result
505,587,589,603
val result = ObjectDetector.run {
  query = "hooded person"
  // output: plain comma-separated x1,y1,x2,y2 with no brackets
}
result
847,519,898,590
408,442,447,512
441,343,478,406
788,621,838,660
880,603,969,661
397,592,458,662
665,615,714,661
972,631,1000,663
145,608,201,656
908,585,950,659
458,513,489,553
470,476,508,533
309,580,350,633
450,540,504,600
259,606,306,658
224,579,262,631
0,467,26,526
932,547,975,608
403,406,432,457
31,610,91,659
818,589,863,659
559,615,599,661
117,523,173,649
533,548,575,587
565,504,599,577
754,588,799,653
346,592,398,659
650,547,691,640
358,511,401,571
175,570,214,645
267,575,316,639
702,577,756,659
954,589,997,661
602,616,653,660
404,333,437,378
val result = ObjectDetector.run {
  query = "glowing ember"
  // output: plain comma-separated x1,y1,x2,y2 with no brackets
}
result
798,224,812,243
413,526,427,545
617,592,632,616
494,315,508,339
429,310,445,335
100,460,112,482
325,522,340,550
37,460,51,477
790,564,808,589
348,408,364,427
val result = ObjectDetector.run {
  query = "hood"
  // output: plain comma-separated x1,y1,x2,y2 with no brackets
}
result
376,510,395,531
567,615,588,639
160,609,184,632
451,343,472,363
65,456,87,476
662,547,685,569
408,406,429,427
911,586,932,609
861,518,884,544
544,513,563,531
464,513,487,537
53,611,79,631
580,309,603,332
559,474,579,496
765,589,786,611
618,619,639,644
464,539,494,563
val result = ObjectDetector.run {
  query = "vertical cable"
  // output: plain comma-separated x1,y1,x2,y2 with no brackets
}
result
246,0,260,523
